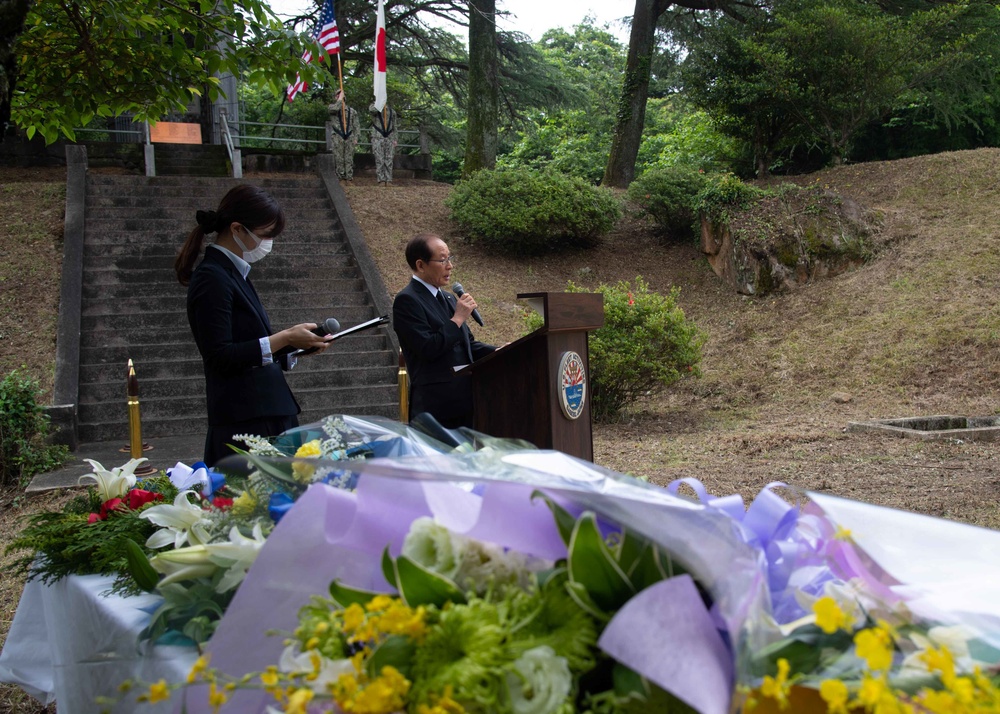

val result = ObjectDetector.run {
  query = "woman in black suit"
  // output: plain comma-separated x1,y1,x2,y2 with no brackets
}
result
174,185,330,466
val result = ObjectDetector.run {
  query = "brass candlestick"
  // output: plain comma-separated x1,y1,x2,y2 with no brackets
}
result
123,359,157,476
397,350,409,423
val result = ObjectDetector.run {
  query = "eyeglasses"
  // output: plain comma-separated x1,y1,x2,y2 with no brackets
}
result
427,256,456,265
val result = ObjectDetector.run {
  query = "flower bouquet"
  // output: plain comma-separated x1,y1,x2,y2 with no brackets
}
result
131,447,1000,714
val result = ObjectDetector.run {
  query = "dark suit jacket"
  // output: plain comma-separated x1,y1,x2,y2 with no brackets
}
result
392,278,494,426
187,246,299,426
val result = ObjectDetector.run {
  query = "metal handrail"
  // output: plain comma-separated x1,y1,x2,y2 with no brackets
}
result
218,109,242,178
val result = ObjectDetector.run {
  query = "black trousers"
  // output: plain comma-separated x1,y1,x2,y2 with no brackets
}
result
203,414,299,467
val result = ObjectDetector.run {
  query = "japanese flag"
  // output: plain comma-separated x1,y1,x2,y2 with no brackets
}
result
373,0,387,111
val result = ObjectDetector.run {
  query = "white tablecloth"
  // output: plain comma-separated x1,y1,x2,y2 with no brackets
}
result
0,574,197,713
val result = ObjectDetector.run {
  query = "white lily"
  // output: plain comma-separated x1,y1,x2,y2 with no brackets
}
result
78,458,148,501
205,524,267,593
900,624,980,676
140,490,212,549
149,545,218,587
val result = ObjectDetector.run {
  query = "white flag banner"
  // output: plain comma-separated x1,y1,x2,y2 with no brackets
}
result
373,0,387,111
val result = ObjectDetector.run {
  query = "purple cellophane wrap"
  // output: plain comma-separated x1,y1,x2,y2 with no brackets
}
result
198,449,764,713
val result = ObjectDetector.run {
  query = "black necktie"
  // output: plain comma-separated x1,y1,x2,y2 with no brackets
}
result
436,290,451,317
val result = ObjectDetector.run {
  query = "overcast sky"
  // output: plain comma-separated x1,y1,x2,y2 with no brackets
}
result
268,0,631,43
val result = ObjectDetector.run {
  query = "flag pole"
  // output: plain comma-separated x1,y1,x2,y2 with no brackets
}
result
336,53,346,129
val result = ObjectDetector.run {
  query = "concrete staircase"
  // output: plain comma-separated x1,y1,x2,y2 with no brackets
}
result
153,144,230,177
76,174,399,444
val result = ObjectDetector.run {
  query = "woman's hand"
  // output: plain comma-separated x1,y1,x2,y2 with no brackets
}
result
271,323,332,356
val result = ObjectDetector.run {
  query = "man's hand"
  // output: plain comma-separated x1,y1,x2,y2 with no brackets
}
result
452,292,478,326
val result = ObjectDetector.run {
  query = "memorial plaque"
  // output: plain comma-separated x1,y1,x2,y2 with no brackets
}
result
149,122,202,144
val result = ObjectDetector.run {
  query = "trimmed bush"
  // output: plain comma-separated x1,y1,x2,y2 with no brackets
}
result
0,370,69,488
446,168,622,256
524,279,704,421
693,172,771,223
627,166,709,241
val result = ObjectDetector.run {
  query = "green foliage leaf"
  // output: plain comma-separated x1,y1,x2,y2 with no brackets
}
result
366,635,416,679
329,579,382,608
395,555,467,608
0,370,68,487
530,489,576,546
124,538,160,592
567,512,635,613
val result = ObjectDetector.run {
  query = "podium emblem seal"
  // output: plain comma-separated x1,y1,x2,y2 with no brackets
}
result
558,351,586,420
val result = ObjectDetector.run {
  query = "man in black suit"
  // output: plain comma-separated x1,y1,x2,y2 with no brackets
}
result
392,233,495,429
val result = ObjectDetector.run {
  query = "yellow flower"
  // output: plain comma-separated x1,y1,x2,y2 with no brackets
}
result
918,689,957,714
286,687,315,714
292,439,322,482
814,596,851,634
921,645,957,686
820,679,850,714
833,525,853,541
855,626,894,671
416,685,466,714
342,603,366,634
294,439,322,458
146,679,170,704
208,681,228,712
187,654,210,683
260,665,280,688
759,658,791,709
230,490,259,518
353,666,411,714
366,594,395,612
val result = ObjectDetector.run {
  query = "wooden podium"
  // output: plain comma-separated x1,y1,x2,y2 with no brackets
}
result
463,292,604,461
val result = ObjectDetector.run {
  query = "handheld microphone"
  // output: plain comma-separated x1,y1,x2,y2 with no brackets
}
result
452,283,484,326
274,317,341,358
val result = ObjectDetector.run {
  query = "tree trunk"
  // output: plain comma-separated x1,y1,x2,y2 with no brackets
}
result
0,0,32,134
463,0,498,176
603,0,662,188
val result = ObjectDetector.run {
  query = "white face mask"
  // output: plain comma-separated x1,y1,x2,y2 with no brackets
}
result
233,227,273,263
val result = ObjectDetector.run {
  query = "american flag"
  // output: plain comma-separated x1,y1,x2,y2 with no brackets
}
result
287,0,340,102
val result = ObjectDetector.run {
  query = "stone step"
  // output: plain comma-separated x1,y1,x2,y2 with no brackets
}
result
85,218,344,233
82,277,365,300
79,349,396,384
81,291,371,316
77,318,395,347
81,305,380,333
82,263,360,284
79,332,391,364
87,175,322,188
79,366,397,416
86,195,343,209
77,390,401,442
86,178,327,195
83,207,338,222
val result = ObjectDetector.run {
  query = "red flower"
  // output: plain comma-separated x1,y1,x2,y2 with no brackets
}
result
628,292,635,307
98,497,125,520
87,513,100,524
128,489,163,510
211,496,234,510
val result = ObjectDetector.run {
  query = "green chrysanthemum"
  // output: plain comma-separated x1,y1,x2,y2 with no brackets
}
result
505,571,599,674
410,598,508,712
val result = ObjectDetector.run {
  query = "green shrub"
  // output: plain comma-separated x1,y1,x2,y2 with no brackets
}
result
627,166,710,241
0,370,68,488
693,172,771,223
446,168,622,256
524,279,704,421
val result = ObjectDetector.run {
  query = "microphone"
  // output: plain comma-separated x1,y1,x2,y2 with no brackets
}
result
452,283,484,326
274,317,341,358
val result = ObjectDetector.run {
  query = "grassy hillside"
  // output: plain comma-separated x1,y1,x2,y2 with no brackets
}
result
1,149,999,712
2,152,1000,529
